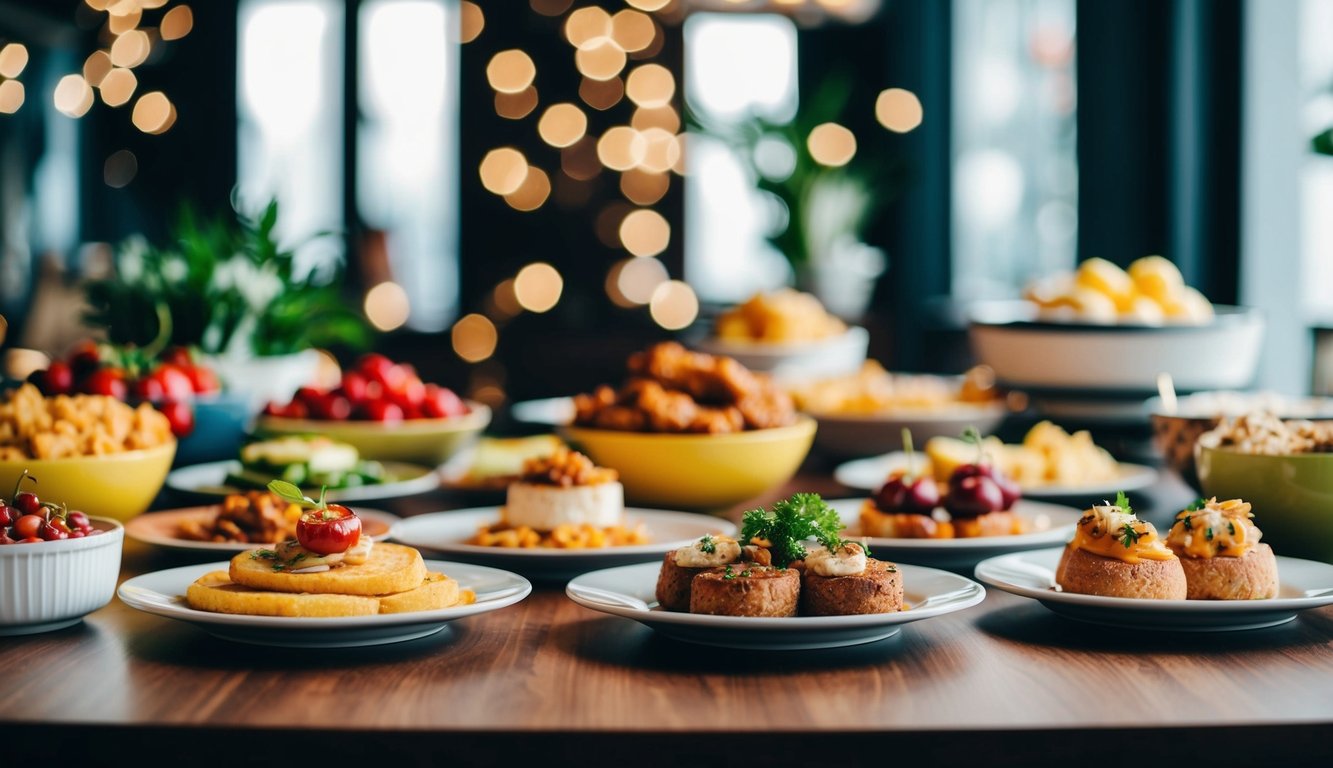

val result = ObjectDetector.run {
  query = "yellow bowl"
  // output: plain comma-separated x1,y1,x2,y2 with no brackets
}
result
0,442,177,523
559,416,817,510
256,403,491,466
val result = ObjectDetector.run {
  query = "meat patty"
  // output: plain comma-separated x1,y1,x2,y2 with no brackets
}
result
655,550,713,612
689,565,800,617
800,558,903,616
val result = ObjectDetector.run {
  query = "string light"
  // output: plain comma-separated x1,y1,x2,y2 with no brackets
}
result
0,43,28,79
578,76,624,111
53,75,94,118
631,105,680,132
494,86,538,119
504,166,551,211
876,87,923,133
575,39,627,81
514,263,563,313
83,51,113,87
625,64,674,108
636,127,679,173
649,281,699,330
0,80,24,114
619,208,671,257
617,256,668,304
597,126,646,171
807,122,856,167
610,10,656,53
620,169,669,205
131,90,175,133
487,49,536,94
160,5,195,41
479,148,529,195
109,30,150,68
99,68,137,107
459,1,484,43
538,103,587,148
565,7,611,48
364,281,411,332
452,314,498,362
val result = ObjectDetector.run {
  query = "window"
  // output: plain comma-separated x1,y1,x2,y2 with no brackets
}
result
951,0,1077,300
1302,0,1333,315
683,12,798,303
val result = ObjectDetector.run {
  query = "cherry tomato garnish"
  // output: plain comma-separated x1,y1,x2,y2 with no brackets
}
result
422,385,467,419
186,365,220,394
151,364,195,402
44,362,75,395
295,504,362,555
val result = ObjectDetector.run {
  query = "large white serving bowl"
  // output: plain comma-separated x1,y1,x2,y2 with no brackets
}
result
0,518,124,635
968,301,1264,393
693,326,869,383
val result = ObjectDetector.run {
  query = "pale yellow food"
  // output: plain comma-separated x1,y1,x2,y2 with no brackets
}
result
0,383,174,460
229,542,427,596
187,569,471,617
186,571,379,617
469,522,647,549
714,289,845,343
788,362,999,416
924,421,1118,488
377,572,475,613
1024,256,1214,325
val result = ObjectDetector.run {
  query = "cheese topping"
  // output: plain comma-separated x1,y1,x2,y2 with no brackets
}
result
1167,498,1260,559
805,542,868,577
674,535,740,568
1070,505,1176,563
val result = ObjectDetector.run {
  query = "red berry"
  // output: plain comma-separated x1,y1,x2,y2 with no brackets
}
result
357,353,397,384
83,368,128,400
161,347,194,368
0,504,14,528
40,519,70,541
134,375,166,403
421,385,466,419
12,514,44,540
295,387,324,407
67,511,91,531
69,343,101,380
338,372,371,404
945,474,1005,518
159,400,196,437
15,491,42,517
45,362,75,395
152,364,195,401
186,365,220,394
361,400,404,423
280,400,310,420
262,402,284,416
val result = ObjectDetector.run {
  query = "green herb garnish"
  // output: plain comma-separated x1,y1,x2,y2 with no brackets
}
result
251,549,277,560
1183,515,1192,531
740,493,848,568
1114,491,1133,516
741,569,753,578
1119,522,1141,549
1228,521,1236,536
268,480,332,513
723,565,736,580
699,534,716,554
1187,498,1208,511
1206,527,1214,541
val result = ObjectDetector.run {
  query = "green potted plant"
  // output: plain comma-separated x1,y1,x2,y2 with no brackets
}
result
83,199,370,411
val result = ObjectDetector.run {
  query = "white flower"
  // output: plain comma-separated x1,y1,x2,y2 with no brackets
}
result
118,236,149,284
161,257,188,284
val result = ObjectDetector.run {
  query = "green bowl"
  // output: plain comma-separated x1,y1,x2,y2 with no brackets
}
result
1196,446,1333,563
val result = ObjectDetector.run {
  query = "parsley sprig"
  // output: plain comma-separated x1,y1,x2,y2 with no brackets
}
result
1119,522,1141,549
1113,490,1133,515
739,493,858,568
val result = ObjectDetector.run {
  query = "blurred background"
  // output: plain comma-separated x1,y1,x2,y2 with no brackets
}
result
1,0,1331,407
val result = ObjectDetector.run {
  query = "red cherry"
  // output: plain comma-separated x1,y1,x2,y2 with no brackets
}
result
991,470,1021,510
0,504,14,528
361,400,403,423
159,400,196,437
313,393,352,421
40,519,70,541
45,362,75,395
422,385,466,419
12,514,44,540
67,511,91,531
280,400,310,420
945,474,1005,518
874,476,911,512
262,402,284,416
338,372,371,404
161,347,194,368
153,364,195,401
906,478,941,511
357,354,397,384
186,365,220,394
83,368,128,400
15,491,42,517
134,375,166,403
69,342,101,380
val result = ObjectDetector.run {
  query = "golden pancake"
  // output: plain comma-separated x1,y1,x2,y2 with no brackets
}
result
229,542,427,596
185,571,380,617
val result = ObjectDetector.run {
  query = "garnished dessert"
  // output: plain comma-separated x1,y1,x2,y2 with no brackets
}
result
572,342,795,434
860,429,1023,539
186,480,472,617
469,448,646,549
1165,498,1279,600
0,470,101,544
1054,492,1187,599
656,493,902,617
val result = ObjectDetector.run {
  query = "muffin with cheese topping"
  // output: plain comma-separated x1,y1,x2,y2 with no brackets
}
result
1165,498,1278,600
797,542,903,616
1055,496,1187,599
656,534,742,612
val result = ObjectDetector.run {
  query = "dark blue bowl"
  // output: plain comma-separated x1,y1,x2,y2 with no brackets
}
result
174,391,253,467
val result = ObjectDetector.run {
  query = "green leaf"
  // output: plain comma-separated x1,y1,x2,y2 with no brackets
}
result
267,480,314,508
1114,491,1133,516
739,493,847,568
1119,522,1141,549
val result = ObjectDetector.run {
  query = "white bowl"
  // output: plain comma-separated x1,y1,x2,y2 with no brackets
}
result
0,519,124,635
968,301,1264,394
693,326,869,384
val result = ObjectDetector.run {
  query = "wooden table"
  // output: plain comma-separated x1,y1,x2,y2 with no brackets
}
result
4,473,1332,767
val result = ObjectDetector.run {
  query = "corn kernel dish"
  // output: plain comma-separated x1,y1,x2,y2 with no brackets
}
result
0,384,174,460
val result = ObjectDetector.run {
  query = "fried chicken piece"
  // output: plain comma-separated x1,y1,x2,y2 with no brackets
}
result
629,342,759,404
687,406,744,434
737,388,797,430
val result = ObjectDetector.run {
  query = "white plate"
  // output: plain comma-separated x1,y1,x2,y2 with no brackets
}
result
117,560,531,648
123,506,401,554
510,397,576,427
974,548,1333,632
392,507,737,579
834,452,1157,499
828,498,1081,571
166,460,440,502
566,561,985,650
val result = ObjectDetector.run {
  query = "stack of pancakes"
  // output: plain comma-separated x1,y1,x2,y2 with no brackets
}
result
187,543,473,617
